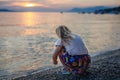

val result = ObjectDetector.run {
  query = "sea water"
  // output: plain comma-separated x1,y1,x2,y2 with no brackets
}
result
0,12,120,77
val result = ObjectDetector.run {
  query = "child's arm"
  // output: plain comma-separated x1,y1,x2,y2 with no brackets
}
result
52,46,62,65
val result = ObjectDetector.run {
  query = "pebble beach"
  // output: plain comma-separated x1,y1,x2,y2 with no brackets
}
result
1,49,119,80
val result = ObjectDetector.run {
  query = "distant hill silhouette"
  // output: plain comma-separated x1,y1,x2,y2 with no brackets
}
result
0,6,119,14
68,6,110,12
94,6,120,14
0,9,15,12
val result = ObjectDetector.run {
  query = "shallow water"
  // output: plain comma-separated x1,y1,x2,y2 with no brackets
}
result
0,12,120,76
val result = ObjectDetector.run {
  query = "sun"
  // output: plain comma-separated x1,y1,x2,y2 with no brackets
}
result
24,3,35,7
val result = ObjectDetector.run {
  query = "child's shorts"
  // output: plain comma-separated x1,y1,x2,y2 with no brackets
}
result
61,52,91,75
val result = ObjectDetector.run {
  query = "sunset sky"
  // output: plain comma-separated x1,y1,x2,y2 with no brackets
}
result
0,0,119,11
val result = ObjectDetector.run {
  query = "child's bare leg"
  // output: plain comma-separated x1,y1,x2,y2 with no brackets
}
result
58,52,70,70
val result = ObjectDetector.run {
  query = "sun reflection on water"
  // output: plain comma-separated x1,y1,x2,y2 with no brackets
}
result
22,12,35,27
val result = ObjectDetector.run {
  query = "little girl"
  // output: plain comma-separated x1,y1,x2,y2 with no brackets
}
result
52,25,91,75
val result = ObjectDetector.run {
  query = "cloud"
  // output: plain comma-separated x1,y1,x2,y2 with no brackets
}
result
0,1,49,8
0,0,119,10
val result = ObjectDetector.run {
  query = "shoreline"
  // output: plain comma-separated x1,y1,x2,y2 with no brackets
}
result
1,48,120,80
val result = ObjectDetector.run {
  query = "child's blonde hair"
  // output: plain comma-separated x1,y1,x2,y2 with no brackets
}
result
56,25,74,45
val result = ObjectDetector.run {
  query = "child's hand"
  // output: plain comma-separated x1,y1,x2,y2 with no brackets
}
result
53,60,58,65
